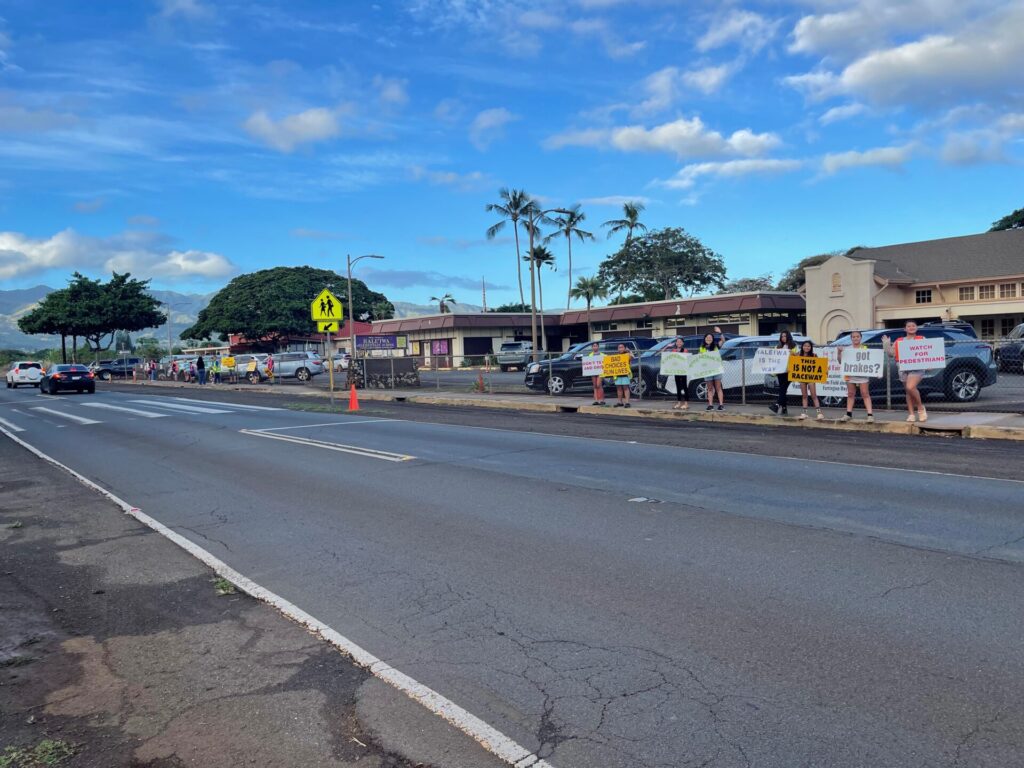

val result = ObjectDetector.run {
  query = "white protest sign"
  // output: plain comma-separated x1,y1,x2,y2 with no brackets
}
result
687,351,724,380
581,355,604,377
752,348,790,375
659,351,690,376
840,348,884,379
896,337,946,371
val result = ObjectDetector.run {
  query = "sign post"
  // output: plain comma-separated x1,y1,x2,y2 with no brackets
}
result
312,291,344,404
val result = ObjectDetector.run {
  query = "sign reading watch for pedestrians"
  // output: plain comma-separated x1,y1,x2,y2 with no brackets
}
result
311,289,343,322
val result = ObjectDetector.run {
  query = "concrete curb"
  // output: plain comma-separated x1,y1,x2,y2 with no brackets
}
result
111,381,1024,442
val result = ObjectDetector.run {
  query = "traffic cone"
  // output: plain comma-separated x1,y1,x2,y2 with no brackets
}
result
348,383,359,412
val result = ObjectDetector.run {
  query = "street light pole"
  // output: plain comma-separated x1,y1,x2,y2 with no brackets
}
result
526,207,572,361
347,253,384,383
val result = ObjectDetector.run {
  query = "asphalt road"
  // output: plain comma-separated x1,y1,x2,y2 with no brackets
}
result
2,385,1022,768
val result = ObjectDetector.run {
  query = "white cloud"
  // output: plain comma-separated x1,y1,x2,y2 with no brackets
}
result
938,112,1024,165
579,195,653,206
372,75,409,107
468,107,518,150
822,144,914,175
0,229,235,281
158,0,212,20
635,64,736,114
0,104,78,133
73,198,105,214
243,107,341,153
570,17,646,59
519,9,561,30
433,98,465,123
410,166,492,190
819,103,867,125
698,10,779,54
681,63,735,95
658,158,804,189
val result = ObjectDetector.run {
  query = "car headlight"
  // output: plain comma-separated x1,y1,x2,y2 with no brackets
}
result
528,363,540,374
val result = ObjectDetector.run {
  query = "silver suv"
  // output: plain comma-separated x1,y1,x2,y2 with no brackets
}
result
497,341,534,371
271,351,325,381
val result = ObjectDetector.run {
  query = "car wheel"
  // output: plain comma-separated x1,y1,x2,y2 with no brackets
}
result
689,380,708,402
296,367,311,382
6,381,12,388
945,367,981,402
629,376,651,398
48,382,58,395
546,374,568,395
99,370,111,381
247,372,261,385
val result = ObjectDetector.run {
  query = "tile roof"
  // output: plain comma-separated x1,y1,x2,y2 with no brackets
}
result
846,229,1024,283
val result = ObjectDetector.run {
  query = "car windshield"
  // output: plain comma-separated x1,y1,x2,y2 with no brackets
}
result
500,343,524,351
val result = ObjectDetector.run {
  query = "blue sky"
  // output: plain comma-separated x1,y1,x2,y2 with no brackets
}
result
1,0,1022,307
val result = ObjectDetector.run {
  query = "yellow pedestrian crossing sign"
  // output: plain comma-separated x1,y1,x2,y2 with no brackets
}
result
311,289,342,322
317,320,339,333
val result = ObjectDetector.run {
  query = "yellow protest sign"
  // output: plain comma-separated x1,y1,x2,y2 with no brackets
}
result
602,353,631,378
311,289,343,322
221,356,236,369
787,355,828,383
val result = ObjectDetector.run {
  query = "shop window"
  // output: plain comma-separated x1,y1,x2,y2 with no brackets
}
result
636,319,654,329
1000,283,1017,299
958,286,975,301
1002,318,1017,337
915,289,932,304
411,341,421,355
593,322,618,331
979,285,995,300
981,319,995,338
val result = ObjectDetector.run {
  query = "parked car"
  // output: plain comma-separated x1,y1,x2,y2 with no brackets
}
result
5,360,44,388
231,354,269,383
765,327,997,404
995,322,1024,373
92,357,142,380
524,337,660,395
497,341,534,372
41,364,95,394
272,351,326,381
630,334,742,397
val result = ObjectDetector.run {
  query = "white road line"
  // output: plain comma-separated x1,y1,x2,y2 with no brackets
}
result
0,426,551,768
254,419,394,432
169,396,282,411
0,416,24,432
239,428,414,462
129,399,232,414
80,402,167,419
30,406,101,425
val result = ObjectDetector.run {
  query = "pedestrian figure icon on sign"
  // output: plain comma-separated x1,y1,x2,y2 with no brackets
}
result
326,297,335,316
311,288,343,323
320,298,327,315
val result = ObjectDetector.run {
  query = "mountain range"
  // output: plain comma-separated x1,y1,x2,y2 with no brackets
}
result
0,288,485,350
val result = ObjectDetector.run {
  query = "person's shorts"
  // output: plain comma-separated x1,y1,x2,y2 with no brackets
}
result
613,376,631,386
846,377,869,385
704,374,723,382
899,369,940,383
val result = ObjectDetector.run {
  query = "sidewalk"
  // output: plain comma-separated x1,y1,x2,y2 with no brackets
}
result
120,379,1024,441
0,437,505,768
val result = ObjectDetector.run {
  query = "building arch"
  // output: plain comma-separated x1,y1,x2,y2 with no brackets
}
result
820,309,854,343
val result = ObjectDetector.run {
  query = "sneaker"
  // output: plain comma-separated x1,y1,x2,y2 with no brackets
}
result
781,407,789,416
918,407,928,423
840,414,852,423
624,403,631,409
614,403,624,408
866,414,874,423
768,403,780,415
816,410,824,422
706,405,714,411
799,411,808,421
672,402,682,410
592,401,600,406
716,404,724,411
906,413,917,422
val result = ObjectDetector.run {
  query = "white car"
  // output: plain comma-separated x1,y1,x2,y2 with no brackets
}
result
5,361,44,388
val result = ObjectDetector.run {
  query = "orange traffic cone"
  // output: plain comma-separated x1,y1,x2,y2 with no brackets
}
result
348,384,359,412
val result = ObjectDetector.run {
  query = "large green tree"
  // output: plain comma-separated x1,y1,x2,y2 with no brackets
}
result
597,227,725,300
18,289,76,362
717,275,774,294
182,266,390,348
990,206,1024,231
775,251,844,292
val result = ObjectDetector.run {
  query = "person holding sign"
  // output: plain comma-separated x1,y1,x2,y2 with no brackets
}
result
838,330,874,423
612,343,636,408
795,341,824,421
883,320,929,423
699,327,726,411
660,336,690,410
586,342,606,407
769,331,796,416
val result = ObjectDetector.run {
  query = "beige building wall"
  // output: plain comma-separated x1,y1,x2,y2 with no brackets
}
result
804,256,877,342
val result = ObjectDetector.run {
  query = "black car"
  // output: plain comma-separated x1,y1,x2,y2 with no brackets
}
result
524,337,660,395
995,322,1023,373
42,364,96,394
92,357,142,380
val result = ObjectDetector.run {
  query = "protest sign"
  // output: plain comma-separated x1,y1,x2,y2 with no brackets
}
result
752,348,790,375
659,351,690,376
581,355,604,377
896,337,946,371
787,355,829,384
840,348,884,379
687,351,724,380
602,353,632,378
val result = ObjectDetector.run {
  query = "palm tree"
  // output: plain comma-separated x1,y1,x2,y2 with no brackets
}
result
485,188,532,308
371,300,394,320
430,293,454,314
524,245,555,351
570,276,608,339
546,205,594,310
602,200,647,245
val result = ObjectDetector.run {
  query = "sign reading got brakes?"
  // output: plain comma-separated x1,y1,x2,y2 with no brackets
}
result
787,355,829,383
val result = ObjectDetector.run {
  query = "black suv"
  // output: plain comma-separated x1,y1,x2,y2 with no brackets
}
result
995,322,1023,373
524,337,660,395
92,357,142,380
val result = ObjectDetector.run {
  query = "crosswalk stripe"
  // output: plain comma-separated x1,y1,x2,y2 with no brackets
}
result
0,416,25,432
169,396,282,411
129,399,232,414
31,406,101,425
80,402,167,418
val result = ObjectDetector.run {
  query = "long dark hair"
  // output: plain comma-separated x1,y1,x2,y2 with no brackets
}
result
777,331,795,349
702,332,719,352
799,340,815,356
